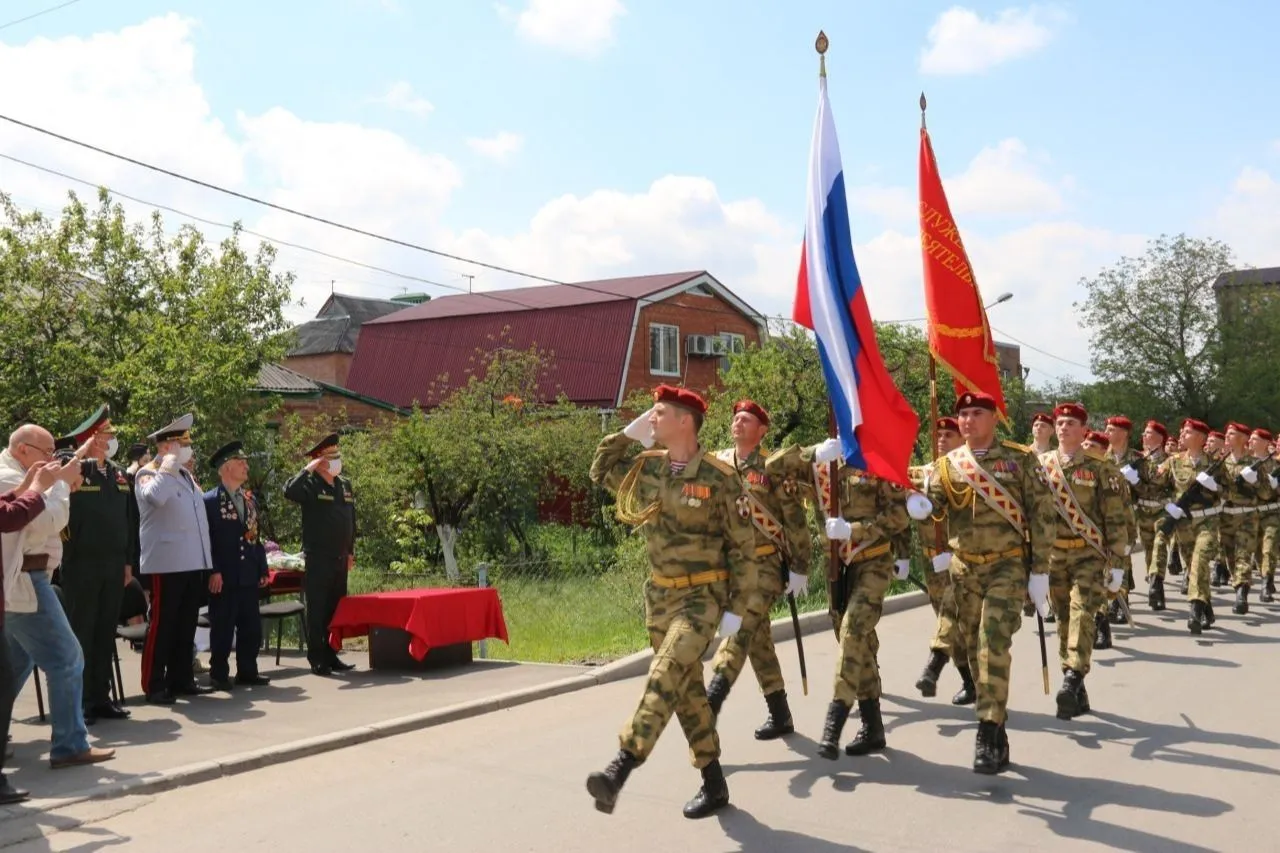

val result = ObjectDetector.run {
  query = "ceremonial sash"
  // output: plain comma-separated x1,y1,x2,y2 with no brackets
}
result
719,449,791,556
812,461,870,564
1041,454,1108,558
946,445,1026,533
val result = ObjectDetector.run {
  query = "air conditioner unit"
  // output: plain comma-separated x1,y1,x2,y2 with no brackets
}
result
687,334,714,356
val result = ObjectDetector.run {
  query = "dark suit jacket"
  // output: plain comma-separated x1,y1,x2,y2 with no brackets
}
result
203,485,268,587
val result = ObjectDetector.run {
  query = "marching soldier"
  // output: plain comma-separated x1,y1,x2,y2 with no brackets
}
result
911,416,974,706
1041,410,1130,719
1151,418,1223,634
585,385,756,819
922,391,1055,773
705,400,811,742
284,433,357,676
1248,428,1279,603
1030,412,1054,456
57,405,139,723
1103,416,1142,623
1219,422,1263,613
803,433,921,761
1207,430,1226,459
1132,421,1172,610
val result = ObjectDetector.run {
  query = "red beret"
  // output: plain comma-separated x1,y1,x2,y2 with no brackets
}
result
936,416,960,433
1031,412,1053,427
732,399,769,427
1085,430,1110,449
1226,421,1250,436
653,384,707,415
1183,419,1210,436
1208,430,1224,440
1105,416,1132,431
1144,420,1168,440
1252,428,1274,442
955,391,997,414
1053,402,1088,423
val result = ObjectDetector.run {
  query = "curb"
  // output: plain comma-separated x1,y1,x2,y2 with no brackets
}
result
12,589,930,817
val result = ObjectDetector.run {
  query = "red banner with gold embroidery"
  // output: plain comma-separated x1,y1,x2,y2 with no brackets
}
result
919,126,1007,418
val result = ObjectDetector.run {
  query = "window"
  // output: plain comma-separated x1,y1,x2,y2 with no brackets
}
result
718,332,746,373
649,323,680,376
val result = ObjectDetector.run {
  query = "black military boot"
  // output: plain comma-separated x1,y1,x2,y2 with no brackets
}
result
1044,609,1056,623
754,690,794,740
1234,585,1250,615
817,700,850,760
1262,577,1276,603
915,649,948,698
1148,575,1166,611
952,665,977,705
844,698,887,756
973,721,1002,775
1203,599,1216,627
1107,598,1125,625
1212,561,1227,587
1056,669,1086,720
586,750,639,814
1188,600,1205,635
1179,571,1189,596
996,722,1011,770
1094,612,1112,650
682,760,729,819
705,673,730,716
1022,599,1035,617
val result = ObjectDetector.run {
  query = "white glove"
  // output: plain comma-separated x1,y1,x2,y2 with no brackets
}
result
1164,502,1186,519
1269,473,1278,490
1107,568,1125,592
1196,471,1219,492
905,491,933,521
623,408,656,448
931,552,953,573
813,437,843,464
785,573,808,597
1241,466,1258,485
1027,573,1051,619
825,517,853,541
893,559,910,581
718,611,743,637
1120,465,1139,485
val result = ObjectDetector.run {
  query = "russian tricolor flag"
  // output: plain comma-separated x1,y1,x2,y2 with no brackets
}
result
793,72,920,486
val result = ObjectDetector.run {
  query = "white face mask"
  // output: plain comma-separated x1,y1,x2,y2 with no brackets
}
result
328,459,343,476
106,438,119,459
176,446,193,465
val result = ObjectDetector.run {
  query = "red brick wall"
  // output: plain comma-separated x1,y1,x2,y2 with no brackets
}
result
621,291,762,403
283,353,352,387
269,391,401,433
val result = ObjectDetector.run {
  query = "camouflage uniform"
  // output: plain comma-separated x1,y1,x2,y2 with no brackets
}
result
1130,447,1171,608
1151,452,1223,632
586,431,757,811
705,445,811,739
924,439,1056,772
1252,456,1280,601
1218,452,1262,610
1039,447,1131,719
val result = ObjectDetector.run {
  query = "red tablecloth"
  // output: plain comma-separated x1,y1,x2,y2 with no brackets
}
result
267,569,305,594
327,588,509,660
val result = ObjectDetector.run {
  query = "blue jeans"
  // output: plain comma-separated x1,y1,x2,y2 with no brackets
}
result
5,571,90,760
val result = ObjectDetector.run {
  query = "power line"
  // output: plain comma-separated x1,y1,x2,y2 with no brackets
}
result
989,325,1092,370
0,0,82,32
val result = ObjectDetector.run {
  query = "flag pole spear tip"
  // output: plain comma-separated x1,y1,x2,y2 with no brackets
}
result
920,92,928,129
815,30,828,77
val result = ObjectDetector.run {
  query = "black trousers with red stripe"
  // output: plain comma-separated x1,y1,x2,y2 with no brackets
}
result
141,570,204,695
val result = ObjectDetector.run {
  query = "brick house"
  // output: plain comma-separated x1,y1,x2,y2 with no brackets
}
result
255,362,403,431
344,271,768,410
283,292,426,388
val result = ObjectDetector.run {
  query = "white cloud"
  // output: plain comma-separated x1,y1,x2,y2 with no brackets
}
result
920,6,1064,75
498,0,626,57
370,80,433,116
466,131,524,163
1207,165,1280,270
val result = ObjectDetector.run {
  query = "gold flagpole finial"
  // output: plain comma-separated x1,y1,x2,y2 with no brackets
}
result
920,91,928,130
816,30,829,78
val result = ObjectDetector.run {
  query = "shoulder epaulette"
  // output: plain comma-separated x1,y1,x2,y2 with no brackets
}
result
1084,448,1105,462
636,449,665,460
701,452,737,478
1002,440,1032,454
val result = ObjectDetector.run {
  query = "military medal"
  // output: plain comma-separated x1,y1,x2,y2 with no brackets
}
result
736,494,752,519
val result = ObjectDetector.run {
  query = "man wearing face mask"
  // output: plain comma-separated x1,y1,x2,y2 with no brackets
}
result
285,433,357,676
136,413,215,704
57,405,140,724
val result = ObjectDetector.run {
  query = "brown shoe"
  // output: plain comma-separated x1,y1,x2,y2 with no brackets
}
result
50,746,116,769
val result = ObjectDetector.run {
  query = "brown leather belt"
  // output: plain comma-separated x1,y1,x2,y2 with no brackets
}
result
21,554,48,572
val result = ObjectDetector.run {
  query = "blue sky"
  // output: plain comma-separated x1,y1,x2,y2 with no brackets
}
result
1,1,1278,382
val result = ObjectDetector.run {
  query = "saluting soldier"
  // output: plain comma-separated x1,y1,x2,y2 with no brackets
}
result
1151,418,1224,634
1132,420,1172,610
1218,422,1263,613
911,416,975,706
585,385,756,819
1248,428,1279,603
1041,411,1130,719
704,400,811,742
203,441,271,691
922,391,1056,774
284,433,357,676
57,405,139,723
135,413,215,703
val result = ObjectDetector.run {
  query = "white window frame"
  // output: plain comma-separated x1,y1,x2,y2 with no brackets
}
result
649,323,681,376
718,332,746,372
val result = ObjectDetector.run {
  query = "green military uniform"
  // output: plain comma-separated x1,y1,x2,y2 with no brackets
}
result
586,425,756,818
1109,445,1143,599
1131,444,1171,609
1251,449,1279,602
283,433,357,674
1218,447,1262,612
705,445,811,740
1039,445,1130,719
1151,441,1222,633
924,413,1056,774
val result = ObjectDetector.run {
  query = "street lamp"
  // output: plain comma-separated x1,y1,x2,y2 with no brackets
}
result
986,292,1013,309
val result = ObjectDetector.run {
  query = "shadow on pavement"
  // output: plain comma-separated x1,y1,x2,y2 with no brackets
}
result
715,808,871,853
